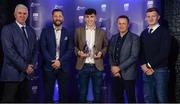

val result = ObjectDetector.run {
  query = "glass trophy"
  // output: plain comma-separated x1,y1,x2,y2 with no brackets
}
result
93,45,98,56
83,41,89,54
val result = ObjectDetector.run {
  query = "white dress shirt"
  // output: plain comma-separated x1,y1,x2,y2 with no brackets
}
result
53,25,62,60
16,21,28,38
85,26,96,64
148,23,160,34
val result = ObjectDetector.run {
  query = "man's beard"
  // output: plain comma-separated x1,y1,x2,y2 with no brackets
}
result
53,20,62,26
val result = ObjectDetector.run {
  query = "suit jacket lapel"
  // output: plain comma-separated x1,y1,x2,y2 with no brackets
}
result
60,28,65,51
112,34,119,61
25,27,32,48
95,28,99,48
81,27,86,48
50,27,56,49
120,32,130,57
13,22,29,48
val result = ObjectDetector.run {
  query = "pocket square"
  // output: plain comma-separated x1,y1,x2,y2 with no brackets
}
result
64,36,68,40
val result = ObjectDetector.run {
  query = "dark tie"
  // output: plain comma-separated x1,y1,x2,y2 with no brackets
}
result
149,28,153,34
21,26,29,44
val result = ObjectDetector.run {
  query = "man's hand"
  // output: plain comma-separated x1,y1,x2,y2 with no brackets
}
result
141,64,154,76
145,68,154,75
113,72,121,78
141,64,149,73
26,64,33,75
94,51,102,59
51,60,61,70
78,51,89,59
111,66,120,75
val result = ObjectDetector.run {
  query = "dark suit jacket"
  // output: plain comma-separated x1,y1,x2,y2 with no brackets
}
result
108,32,140,80
40,26,73,72
74,26,108,71
1,22,37,81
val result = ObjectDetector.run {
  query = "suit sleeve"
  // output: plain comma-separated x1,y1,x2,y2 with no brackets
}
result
59,32,74,62
1,26,27,72
108,36,115,66
74,29,80,56
100,31,108,57
40,29,53,63
119,36,140,71
139,32,147,65
30,28,38,68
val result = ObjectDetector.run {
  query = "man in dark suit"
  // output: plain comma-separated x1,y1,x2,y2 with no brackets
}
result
140,7,171,103
40,9,73,103
108,15,140,103
74,8,108,103
0,4,37,102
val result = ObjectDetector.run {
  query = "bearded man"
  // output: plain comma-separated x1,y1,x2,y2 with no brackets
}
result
40,9,73,103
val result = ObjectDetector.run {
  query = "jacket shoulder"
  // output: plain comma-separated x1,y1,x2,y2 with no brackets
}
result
111,33,118,39
128,32,139,40
62,27,69,34
1,23,16,37
75,26,84,31
158,26,169,33
2,23,14,30
97,28,106,33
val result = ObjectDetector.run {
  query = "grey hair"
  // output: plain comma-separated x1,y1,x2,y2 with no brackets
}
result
14,4,28,14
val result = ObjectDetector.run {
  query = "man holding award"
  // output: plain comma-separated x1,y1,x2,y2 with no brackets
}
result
74,8,108,103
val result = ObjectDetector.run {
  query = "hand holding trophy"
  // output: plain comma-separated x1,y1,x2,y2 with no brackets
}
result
78,41,90,59
93,45,102,59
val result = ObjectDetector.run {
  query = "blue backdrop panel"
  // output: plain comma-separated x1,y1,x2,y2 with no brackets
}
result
28,0,160,102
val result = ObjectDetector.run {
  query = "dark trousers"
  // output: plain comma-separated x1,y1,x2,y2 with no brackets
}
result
1,78,30,103
112,77,136,103
44,70,69,103
78,64,103,103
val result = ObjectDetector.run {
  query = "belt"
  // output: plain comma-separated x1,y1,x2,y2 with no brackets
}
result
84,63,95,66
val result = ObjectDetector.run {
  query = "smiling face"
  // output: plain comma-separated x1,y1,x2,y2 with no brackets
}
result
146,11,160,27
52,11,64,27
84,13,96,27
14,7,28,25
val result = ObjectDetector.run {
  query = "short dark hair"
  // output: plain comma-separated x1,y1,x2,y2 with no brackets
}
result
146,7,160,15
52,8,63,15
85,8,96,15
117,15,129,23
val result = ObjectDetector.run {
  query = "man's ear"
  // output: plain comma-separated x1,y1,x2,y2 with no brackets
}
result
158,15,160,20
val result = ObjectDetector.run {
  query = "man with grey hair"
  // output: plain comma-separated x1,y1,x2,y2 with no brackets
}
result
1,4,37,102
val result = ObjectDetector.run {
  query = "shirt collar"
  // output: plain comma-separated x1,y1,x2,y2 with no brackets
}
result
148,23,160,32
85,25,96,30
119,31,128,39
16,21,26,28
53,25,62,31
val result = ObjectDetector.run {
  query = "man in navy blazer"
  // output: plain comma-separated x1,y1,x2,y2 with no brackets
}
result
40,9,73,103
108,15,140,103
1,4,37,102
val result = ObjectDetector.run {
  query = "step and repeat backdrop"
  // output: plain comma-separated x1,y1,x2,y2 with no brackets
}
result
27,0,160,102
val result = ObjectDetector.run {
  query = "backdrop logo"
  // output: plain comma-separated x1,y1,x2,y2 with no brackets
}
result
78,16,84,23
124,3,129,11
54,4,63,9
101,4,107,12
147,0,154,8
76,6,86,11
